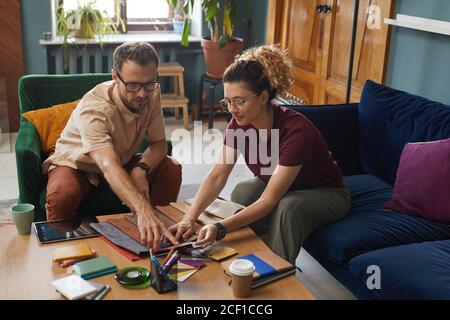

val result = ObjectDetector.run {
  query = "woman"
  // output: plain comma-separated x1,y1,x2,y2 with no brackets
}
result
170,45,351,264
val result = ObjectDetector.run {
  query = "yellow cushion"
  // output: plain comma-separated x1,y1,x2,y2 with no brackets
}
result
23,99,80,154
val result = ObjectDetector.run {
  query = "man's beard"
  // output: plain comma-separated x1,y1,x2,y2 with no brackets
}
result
127,97,148,112
119,90,148,113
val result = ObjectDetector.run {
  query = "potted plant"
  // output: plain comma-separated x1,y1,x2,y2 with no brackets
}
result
56,1,125,71
182,0,244,79
166,0,187,35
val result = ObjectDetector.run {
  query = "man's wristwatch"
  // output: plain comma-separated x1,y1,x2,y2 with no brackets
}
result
134,162,150,175
214,222,227,241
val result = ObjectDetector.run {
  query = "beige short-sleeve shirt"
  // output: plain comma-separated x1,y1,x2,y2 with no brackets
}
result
42,80,166,186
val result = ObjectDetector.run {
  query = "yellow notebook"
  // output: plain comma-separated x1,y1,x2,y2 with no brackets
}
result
52,243,95,262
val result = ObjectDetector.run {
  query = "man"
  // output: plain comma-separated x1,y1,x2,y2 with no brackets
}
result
42,42,180,249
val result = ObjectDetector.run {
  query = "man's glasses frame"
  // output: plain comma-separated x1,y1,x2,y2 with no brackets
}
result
116,72,160,92
219,93,260,113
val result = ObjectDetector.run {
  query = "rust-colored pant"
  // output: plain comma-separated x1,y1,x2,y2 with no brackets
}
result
45,155,182,221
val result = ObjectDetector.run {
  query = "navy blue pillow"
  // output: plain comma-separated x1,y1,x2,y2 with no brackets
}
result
358,80,450,185
285,103,363,176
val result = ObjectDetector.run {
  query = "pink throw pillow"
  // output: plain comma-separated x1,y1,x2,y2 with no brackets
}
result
384,139,450,223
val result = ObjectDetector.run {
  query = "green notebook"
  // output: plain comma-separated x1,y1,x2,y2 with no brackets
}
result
72,256,117,280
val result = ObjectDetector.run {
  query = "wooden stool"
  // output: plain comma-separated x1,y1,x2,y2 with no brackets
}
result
158,62,189,130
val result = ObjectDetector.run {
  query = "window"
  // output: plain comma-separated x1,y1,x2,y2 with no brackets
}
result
59,0,173,32
123,0,172,31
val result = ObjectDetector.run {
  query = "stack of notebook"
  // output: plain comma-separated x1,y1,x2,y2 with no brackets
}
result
52,243,97,267
72,256,117,280
221,250,296,288
51,275,111,300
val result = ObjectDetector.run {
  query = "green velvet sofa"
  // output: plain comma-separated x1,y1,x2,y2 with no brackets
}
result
16,74,171,221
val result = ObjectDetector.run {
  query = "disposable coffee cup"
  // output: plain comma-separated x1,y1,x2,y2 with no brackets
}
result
229,259,255,298
11,203,35,235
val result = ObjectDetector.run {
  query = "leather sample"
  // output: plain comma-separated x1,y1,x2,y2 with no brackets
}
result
108,217,144,245
89,221,149,255
170,202,219,226
156,205,202,233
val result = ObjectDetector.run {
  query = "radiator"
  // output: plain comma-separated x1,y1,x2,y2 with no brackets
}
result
47,45,180,74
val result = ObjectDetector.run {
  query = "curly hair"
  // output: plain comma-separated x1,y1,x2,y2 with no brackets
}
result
223,44,294,100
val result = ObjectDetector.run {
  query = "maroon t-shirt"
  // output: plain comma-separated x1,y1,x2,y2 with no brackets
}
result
224,106,343,190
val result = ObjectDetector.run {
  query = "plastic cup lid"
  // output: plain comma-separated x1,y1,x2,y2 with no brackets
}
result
229,259,255,276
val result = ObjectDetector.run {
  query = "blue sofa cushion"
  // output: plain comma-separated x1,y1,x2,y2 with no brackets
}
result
303,175,450,265
358,80,450,185
347,240,450,299
344,174,393,214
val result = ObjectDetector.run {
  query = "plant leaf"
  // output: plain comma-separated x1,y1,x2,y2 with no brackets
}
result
204,0,218,22
166,0,178,9
184,0,194,15
223,5,232,39
181,19,191,47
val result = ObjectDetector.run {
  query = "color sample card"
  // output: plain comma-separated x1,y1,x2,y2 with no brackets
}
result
208,246,238,261
167,262,200,282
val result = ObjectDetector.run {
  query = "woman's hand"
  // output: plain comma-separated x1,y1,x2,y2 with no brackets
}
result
195,224,218,247
167,218,197,242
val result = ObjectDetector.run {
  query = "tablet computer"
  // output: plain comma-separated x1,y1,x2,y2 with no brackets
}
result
33,217,100,244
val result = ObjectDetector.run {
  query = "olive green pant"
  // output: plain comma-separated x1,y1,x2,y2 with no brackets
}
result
230,177,351,264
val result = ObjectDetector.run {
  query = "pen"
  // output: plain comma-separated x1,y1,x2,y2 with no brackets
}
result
162,247,176,265
161,251,181,275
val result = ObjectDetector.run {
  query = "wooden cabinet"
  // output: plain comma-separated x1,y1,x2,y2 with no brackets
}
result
267,0,394,104
0,0,24,132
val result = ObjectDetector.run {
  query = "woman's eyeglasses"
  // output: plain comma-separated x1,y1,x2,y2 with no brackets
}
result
116,72,160,92
219,93,259,112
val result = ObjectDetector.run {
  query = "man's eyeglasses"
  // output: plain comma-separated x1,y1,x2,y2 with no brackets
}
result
219,93,259,112
116,72,160,92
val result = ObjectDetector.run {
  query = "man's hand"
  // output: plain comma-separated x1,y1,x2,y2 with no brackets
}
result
137,206,179,250
167,218,197,242
88,147,177,251
194,224,217,247
130,166,150,201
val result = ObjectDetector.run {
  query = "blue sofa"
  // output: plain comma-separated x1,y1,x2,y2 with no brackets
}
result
287,80,450,299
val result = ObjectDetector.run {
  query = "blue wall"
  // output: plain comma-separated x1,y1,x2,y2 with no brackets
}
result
21,0,52,74
385,0,450,104
247,0,268,47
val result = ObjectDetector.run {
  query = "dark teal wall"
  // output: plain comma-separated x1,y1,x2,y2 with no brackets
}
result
247,0,268,47
232,0,268,48
385,0,450,104
21,0,52,74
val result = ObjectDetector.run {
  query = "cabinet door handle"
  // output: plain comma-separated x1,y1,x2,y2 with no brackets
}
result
316,4,332,14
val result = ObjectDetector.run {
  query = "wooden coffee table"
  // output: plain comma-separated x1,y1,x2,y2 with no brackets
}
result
0,211,315,300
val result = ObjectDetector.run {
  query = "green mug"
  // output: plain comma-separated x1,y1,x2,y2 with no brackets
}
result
11,203,35,235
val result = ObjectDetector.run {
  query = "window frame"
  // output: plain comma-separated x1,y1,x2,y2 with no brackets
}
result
58,0,175,32
120,0,174,31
